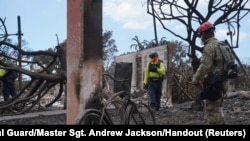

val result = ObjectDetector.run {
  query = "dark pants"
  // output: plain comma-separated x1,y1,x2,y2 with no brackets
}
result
148,80,163,110
3,80,16,102
195,86,204,107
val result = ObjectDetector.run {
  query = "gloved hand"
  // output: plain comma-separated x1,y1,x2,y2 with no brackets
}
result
191,80,203,87
197,80,203,87
196,80,203,88
143,84,148,90
149,65,158,72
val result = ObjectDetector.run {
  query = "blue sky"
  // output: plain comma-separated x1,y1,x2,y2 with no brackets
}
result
0,0,67,51
103,0,250,63
1,0,249,63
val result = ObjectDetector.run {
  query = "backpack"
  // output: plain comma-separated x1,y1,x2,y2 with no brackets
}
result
218,41,238,79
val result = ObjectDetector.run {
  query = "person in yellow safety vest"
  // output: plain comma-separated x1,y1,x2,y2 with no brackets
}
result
0,67,7,77
0,57,7,94
0,57,7,78
0,59,17,102
143,52,166,111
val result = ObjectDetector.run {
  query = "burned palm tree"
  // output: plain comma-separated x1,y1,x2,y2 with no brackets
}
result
130,35,145,51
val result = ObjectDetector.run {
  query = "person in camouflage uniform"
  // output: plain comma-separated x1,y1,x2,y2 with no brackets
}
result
191,21,229,124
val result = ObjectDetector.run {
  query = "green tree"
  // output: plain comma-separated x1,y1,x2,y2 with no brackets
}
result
103,30,118,70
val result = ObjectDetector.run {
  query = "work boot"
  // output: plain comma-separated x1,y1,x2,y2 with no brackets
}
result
190,101,203,111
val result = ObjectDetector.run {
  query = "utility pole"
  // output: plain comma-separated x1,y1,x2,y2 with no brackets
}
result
150,0,158,45
17,16,23,90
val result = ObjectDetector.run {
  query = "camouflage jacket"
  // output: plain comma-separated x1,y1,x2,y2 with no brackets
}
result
192,37,225,84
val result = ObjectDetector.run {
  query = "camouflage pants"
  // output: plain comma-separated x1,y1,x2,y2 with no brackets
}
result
203,80,229,125
204,98,225,124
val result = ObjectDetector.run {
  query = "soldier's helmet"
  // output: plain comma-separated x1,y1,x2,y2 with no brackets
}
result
197,21,215,37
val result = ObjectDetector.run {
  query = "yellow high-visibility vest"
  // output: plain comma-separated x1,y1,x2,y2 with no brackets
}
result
0,66,7,77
